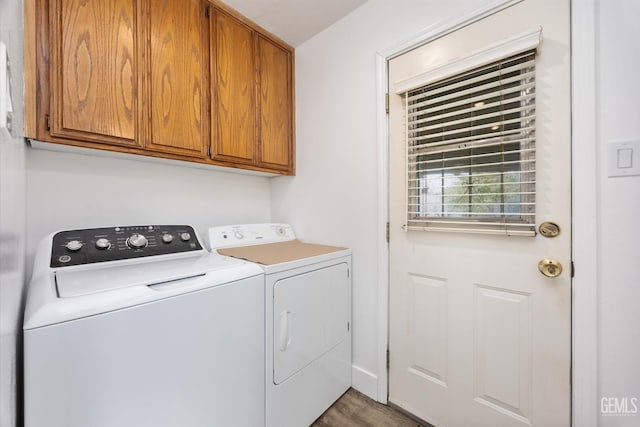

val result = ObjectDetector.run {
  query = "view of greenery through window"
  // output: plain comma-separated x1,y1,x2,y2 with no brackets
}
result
418,141,529,218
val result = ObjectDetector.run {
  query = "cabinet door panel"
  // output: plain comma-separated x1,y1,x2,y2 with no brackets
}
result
50,0,139,146
258,37,293,171
211,10,256,164
146,0,207,157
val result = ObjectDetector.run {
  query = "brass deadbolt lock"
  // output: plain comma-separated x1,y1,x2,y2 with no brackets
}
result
539,221,561,238
538,259,563,278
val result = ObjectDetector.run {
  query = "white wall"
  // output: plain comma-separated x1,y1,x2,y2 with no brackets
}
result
270,0,486,398
597,1,640,425
26,150,272,276
0,1,26,426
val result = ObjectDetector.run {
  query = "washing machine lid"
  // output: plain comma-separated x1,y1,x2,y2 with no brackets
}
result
55,252,245,297
24,253,263,330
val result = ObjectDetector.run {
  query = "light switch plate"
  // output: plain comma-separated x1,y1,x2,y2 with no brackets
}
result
607,140,640,177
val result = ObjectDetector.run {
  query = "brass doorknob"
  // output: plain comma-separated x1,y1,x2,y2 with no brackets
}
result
538,259,563,278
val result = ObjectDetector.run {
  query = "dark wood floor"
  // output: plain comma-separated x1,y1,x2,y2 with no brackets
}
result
312,389,429,427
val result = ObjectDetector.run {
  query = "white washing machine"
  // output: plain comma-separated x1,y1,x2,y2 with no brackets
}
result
23,225,265,427
208,223,352,427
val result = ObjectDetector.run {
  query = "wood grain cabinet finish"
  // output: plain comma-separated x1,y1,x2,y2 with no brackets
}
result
211,9,256,164
210,5,294,173
145,0,208,158
49,0,141,147
257,36,293,171
28,0,294,175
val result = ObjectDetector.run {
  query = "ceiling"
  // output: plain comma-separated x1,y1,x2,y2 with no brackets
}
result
221,0,368,46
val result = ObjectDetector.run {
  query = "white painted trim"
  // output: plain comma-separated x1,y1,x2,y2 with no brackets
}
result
393,26,542,94
379,0,525,59
374,52,389,404
570,0,599,426
375,0,526,405
351,365,379,401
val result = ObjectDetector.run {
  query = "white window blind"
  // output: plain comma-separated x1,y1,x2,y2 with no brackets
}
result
405,50,537,236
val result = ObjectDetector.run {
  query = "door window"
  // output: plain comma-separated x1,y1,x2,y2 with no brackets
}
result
405,50,537,236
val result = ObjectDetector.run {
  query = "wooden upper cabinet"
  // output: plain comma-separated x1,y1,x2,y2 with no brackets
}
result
257,36,293,171
210,9,256,164
29,0,294,174
49,0,140,147
210,4,294,174
144,0,209,158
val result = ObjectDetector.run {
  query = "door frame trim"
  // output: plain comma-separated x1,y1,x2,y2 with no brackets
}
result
374,1,598,426
570,0,599,426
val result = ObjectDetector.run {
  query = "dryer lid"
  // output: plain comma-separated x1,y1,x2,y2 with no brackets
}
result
217,240,346,266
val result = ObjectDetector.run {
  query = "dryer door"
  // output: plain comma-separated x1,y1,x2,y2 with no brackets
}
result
273,262,349,385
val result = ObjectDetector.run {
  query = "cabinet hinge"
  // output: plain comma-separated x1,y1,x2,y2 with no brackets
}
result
386,222,390,243
385,93,389,114
386,347,390,369
45,114,50,131
347,322,350,332
347,268,350,278
571,261,575,278
207,146,211,157
205,6,210,18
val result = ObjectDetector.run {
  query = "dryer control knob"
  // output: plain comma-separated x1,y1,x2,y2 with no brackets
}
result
179,232,191,242
162,233,174,243
95,238,111,250
65,240,83,251
127,233,148,249
234,230,244,239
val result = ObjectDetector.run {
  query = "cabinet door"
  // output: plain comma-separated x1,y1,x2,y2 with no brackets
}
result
257,37,294,172
211,10,256,164
145,0,208,158
49,0,140,147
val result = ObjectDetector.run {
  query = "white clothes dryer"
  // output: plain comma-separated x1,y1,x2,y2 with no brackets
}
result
24,225,265,427
208,223,352,427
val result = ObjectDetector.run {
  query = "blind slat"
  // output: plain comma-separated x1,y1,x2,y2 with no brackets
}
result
406,57,536,102
408,171,535,183
407,219,534,227
409,147,535,167
408,70,535,108
409,158,535,174
408,192,536,197
408,126,535,150
409,116,535,142
409,93,535,127
404,224,536,237
407,82,535,118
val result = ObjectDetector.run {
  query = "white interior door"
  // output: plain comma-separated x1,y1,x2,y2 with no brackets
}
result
388,1,571,426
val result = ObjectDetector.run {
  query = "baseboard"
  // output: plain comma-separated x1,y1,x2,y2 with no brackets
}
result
351,365,379,401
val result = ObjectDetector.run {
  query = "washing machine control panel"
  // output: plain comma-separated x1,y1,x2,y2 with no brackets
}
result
50,225,202,267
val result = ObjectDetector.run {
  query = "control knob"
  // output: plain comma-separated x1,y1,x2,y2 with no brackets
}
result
95,238,111,250
162,233,174,243
127,233,148,249
65,240,83,251
179,232,191,242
